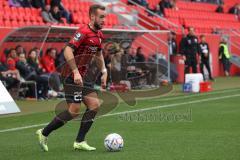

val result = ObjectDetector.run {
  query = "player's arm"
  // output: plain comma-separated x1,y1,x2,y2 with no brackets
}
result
64,46,83,85
64,29,85,85
96,51,107,89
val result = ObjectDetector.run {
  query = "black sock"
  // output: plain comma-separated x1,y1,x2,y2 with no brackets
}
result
42,110,73,137
76,109,97,142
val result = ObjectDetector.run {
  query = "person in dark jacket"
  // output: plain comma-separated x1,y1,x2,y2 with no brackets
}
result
198,35,214,80
216,3,224,13
168,31,178,55
228,3,240,15
31,0,45,9
180,27,199,74
159,0,172,15
41,4,58,24
51,5,63,23
17,52,49,99
50,0,71,23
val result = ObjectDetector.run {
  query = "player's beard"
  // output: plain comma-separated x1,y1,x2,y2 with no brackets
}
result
94,21,102,30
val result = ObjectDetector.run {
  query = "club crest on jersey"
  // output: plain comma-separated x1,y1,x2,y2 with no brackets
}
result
74,33,81,41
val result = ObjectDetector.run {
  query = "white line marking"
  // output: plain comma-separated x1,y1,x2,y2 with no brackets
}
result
102,94,240,117
0,123,47,133
155,88,240,101
0,93,240,133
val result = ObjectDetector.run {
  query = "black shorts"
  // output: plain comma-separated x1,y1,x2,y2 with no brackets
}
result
63,77,97,104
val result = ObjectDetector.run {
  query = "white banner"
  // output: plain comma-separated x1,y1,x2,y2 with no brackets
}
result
0,81,20,115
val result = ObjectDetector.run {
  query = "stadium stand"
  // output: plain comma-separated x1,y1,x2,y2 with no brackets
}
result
0,0,120,28
123,0,240,34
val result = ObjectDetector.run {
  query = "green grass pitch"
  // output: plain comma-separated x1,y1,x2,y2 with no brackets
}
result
0,77,240,160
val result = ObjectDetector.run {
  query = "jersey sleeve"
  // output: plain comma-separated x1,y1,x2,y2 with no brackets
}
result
67,28,85,50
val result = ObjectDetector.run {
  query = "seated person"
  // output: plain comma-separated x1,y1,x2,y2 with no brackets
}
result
41,4,58,24
51,5,64,23
6,48,19,71
0,62,20,91
50,0,72,23
121,47,146,88
41,48,61,91
16,53,48,99
27,49,50,99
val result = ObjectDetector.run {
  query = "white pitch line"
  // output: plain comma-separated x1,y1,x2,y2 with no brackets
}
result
0,93,240,133
101,94,240,117
155,88,240,101
0,123,47,133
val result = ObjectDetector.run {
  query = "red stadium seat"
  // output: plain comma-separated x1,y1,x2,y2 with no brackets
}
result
11,20,19,27
4,20,12,27
18,21,26,27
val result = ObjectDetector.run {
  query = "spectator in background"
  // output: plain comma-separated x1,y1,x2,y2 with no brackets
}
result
136,47,156,86
41,48,61,91
27,49,44,75
31,0,45,9
0,61,20,90
228,3,240,15
219,37,231,76
198,35,214,80
135,47,146,63
33,47,42,57
16,52,37,81
15,45,26,56
180,27,199,74
8,0,21,7
6,49,19,71
168,31,178,55
216,3,224,13
27,49,49,99
159,0,173,16
41,4,58,24
55,49,65,72
50,0,72,23
0,49,8,64
154,4,163,17
19,0,32,7
121,47,134,80
51,5,64,23
108,43,123,83
41,48,57,73
16,52,39,97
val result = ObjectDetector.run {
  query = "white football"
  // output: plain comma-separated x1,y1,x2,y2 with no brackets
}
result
104,133,124,151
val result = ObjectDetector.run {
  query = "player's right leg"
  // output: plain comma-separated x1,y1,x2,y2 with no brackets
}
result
36,103,80,152
36,76,82,152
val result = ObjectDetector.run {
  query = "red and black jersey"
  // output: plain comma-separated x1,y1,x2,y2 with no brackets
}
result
62,24,104,77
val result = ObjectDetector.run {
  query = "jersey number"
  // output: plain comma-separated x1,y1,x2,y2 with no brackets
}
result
74,91,82,102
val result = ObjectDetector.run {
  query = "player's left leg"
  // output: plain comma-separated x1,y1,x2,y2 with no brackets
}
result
74,92,100,151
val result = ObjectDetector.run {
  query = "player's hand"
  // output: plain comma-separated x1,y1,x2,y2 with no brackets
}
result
73,70,83,86
101,71,107,91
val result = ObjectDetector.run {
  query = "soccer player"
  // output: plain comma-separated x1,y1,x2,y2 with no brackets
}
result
36,4,107,152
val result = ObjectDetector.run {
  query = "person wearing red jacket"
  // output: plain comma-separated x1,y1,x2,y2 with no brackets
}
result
6,48,19,71
41,48,57,73
41,48,61,91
